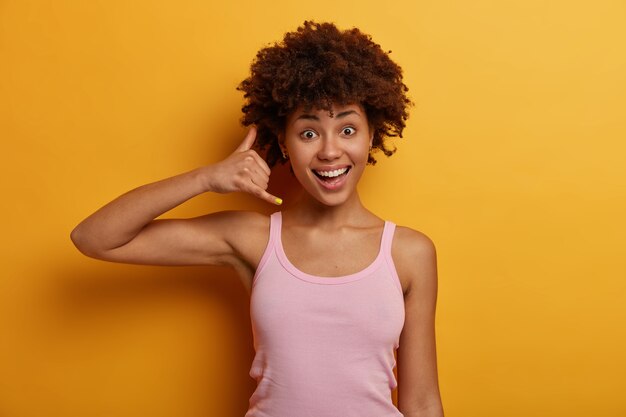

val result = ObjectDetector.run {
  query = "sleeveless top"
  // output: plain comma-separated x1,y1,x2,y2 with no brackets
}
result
245,211,406,417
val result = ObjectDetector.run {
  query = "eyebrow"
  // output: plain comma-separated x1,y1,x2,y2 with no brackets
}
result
295,109,359,121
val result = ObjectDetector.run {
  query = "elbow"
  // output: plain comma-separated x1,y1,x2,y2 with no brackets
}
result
69,226,81,248
70,226,97,257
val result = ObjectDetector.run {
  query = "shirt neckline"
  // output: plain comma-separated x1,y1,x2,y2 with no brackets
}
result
274,211,388,285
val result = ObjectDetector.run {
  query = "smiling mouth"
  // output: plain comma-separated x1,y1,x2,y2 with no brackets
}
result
312,166,351,182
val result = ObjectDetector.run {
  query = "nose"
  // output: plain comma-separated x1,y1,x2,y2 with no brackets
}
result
317,135,342,161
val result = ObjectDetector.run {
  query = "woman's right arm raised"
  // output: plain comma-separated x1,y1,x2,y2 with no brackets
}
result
70,126,280,266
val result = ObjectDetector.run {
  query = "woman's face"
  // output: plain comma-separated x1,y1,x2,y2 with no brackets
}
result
281,103,373,206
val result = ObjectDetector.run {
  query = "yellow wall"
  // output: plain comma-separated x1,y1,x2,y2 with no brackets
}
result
1,1,625,416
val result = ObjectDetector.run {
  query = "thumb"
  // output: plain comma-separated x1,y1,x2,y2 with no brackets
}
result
235,126,257,152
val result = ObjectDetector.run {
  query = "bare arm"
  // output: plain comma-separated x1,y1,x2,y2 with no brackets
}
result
394,228,444,417
70,126,279,266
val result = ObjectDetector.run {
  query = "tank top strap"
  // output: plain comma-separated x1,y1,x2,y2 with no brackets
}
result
252,211,282,286
269,211,282,244
381,220,397,258
380,220,403,297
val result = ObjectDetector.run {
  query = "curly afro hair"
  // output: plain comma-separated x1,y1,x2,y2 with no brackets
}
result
237,20,412,168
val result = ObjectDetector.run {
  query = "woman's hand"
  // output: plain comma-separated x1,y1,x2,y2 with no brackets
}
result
204,126,282,205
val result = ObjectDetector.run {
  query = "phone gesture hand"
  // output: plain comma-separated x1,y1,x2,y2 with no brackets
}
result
209,126,282,205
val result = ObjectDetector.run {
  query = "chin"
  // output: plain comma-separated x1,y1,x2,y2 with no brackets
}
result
310,189,355,207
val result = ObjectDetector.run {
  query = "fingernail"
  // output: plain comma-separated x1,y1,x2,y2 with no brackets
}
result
275,197,283,205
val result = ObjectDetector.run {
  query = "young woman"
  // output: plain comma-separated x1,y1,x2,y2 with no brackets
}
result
71,21,444,417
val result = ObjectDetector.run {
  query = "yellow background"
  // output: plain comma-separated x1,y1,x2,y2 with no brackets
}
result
1,1,625,416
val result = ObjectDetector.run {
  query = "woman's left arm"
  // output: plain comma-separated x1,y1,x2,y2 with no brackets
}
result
394,228,444,417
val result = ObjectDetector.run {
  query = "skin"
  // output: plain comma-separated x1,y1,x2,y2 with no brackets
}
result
70,103,444,416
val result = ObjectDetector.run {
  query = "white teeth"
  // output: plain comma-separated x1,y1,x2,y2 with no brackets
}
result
315,167,349,178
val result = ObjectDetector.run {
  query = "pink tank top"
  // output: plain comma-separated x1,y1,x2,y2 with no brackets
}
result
246,211,405,417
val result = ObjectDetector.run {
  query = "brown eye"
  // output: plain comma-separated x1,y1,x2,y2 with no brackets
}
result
301,130,317,140
342,127,356,136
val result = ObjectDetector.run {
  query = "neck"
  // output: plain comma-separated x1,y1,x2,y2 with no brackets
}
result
283,188,372,229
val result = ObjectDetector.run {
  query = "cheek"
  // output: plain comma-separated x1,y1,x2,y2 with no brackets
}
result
348,142,371,162
289,151,308,168
289,154,312,182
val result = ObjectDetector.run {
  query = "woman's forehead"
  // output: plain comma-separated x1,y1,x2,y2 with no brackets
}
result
288,103,365,122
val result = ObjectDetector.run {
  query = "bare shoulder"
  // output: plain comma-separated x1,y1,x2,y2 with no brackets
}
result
195,210,270,257
391,225,438,296
393,225,437,257
195,209,271,272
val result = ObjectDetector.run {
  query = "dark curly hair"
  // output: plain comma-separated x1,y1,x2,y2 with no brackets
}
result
237,20,412,168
